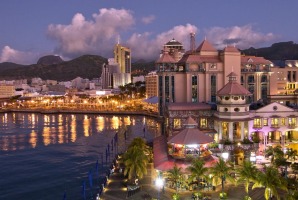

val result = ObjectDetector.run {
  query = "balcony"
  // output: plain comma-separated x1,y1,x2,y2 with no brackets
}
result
270,124,280,129
253,124,262,129
288,124,297,129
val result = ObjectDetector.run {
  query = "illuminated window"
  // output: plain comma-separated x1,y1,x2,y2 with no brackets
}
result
253,118,261,128
263,118,268,126
281,118,286,126
173,119,181,129
271,118,279,126
200,118,207,128
289,117,297,125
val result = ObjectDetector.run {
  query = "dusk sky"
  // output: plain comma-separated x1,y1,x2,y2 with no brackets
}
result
0,0,298,64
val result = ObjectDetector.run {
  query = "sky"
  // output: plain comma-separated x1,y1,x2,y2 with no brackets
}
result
0,0,298,65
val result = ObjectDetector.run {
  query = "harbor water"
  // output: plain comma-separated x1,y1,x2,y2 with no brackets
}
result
0,112,160,200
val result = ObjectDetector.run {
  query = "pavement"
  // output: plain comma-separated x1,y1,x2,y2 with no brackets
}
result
99,162,262,200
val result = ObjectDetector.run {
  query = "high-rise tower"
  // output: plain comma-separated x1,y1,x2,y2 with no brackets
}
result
114,43,131,74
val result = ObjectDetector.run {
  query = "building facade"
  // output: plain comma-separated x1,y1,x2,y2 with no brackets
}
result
145,71,158,98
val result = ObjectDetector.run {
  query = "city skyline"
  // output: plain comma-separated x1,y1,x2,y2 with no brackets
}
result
1,0,298,65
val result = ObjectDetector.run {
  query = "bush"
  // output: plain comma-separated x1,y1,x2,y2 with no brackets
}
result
172,193,180,200
219,192,228,199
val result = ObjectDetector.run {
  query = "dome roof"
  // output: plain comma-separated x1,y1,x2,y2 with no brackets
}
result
217,72,251,96
165,38,183,46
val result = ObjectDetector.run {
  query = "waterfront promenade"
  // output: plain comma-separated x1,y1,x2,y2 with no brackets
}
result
100,161,274,200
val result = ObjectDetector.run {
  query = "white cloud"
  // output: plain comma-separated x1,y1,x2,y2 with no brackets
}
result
205,25,277,49
47,8,135,58
141,15,155,24
127,24,198,60
0,46,38,65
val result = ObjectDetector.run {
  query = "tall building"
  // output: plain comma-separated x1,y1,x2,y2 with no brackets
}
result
114,43,132,85
145,71,158,98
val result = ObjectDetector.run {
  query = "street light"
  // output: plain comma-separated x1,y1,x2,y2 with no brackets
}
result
155,177,164,200
222,152,229,162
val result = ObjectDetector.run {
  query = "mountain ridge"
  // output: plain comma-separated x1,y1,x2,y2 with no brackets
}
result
0,41,297,81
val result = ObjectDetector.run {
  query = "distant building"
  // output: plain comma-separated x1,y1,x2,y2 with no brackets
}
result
0,84,15,98
132,76,145,83
145,71,158,98
114,43,131,85
268,60,298,106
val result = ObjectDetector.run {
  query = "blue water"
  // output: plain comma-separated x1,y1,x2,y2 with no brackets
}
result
0,112,159,200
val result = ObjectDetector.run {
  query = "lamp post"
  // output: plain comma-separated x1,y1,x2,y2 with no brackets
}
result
155,177,164,200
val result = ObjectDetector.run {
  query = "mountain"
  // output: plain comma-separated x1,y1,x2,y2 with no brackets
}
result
0,41,297,81
0,55,107,81
241,41,298,61
37,55,64,65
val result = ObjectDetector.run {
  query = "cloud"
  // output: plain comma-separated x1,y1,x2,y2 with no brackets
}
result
205,25,277,49
0,46,38,65
47,8,135,58
141,15,155,24
127,24,198,60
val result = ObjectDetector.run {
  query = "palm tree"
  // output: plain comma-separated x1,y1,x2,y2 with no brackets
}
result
265,145,284,162
210,158,235,194
167,164,183,193
236,161,258,197
123,145,149,183
252,166,288,200
187,158,208,190
286,149,298,162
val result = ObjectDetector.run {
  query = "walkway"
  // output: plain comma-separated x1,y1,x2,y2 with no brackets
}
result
99,162,261,200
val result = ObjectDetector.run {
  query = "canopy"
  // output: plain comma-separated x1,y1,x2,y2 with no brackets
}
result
168,128,214,145
143,96,158,104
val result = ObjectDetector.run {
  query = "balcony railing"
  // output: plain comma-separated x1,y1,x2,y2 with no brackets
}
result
288,124,297,129
253,125,262,129
271,124,280,129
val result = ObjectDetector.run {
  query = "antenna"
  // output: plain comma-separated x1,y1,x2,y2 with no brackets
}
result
117,35,120,45
190,32,196,52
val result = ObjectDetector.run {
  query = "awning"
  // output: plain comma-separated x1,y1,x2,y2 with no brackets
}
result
168,128,214,145
143,96,158,104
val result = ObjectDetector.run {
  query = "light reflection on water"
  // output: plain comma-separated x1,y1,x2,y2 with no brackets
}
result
0,113,152,151
0,112,160,200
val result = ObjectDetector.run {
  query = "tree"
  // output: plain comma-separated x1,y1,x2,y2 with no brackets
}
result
286,149,298,162
210,158,235,193
236,161,258,197
252,166,287,200
187,158,208,190
122,145,149,183
168,164,183,193
265,145,284,162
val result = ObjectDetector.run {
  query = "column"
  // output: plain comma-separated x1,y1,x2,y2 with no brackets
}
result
218,121,223,141
229,122,233,141
240,122,245,140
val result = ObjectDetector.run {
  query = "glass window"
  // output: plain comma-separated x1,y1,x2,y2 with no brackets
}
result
281,118,286,126
263,118,268,126
200,118,207,128
173,119,181,129
271,118,279,126
289,117,297,125
254,118,261,127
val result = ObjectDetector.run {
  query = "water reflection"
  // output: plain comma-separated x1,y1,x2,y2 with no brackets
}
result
0,113,161,152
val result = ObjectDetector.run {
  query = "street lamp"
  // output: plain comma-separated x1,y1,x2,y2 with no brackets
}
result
222,152,229,162
155,177,164,200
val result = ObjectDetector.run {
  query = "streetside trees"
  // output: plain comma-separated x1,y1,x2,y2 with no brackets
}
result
209,158,235,195
236,161,258,199
252,166,288,200
167,164,183,193
187,158,208,191
122,137,150,183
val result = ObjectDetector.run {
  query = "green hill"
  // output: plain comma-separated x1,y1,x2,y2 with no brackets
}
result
0,55,107,81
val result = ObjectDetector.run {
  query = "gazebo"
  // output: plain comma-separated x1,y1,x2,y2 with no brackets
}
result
167,116,214,159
